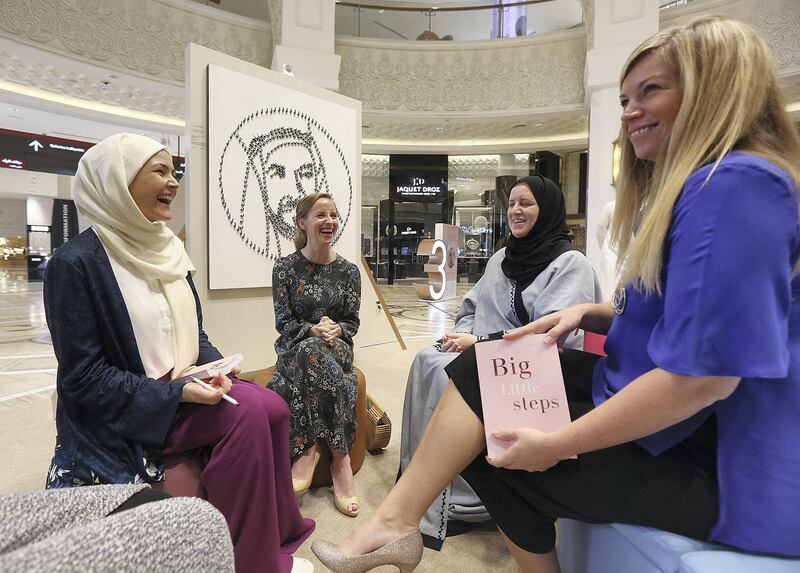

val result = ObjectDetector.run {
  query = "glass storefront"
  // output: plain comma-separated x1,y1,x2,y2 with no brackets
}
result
361,151,587,284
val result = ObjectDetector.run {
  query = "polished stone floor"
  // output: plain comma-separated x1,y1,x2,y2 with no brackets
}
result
0,274,525,571
381,280,471,343
0,272,470,410
0,272,57,411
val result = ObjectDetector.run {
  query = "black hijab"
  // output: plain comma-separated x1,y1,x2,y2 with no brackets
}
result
501,175,578,321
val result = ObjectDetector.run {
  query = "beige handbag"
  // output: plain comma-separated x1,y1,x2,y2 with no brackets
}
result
365,393,392,451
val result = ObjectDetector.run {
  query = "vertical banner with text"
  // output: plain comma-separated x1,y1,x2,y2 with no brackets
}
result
50,199,79,251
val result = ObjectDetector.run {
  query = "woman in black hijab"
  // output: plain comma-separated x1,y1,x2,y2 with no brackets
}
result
501,175,581,326
392,175,602,550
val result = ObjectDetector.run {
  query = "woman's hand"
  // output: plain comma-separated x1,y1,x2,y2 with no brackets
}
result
321,323,342,345
504,305,588,345
310,316,342,345
181,372,232,405
440,332,478,353
310,316,333,338
486,428,568,472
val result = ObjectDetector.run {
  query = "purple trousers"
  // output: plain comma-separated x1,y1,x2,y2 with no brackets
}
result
160,379,315,573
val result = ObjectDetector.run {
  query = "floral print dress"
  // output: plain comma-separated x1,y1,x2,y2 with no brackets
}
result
270,251,361,458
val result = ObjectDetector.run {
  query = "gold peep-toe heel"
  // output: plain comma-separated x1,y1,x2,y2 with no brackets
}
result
331,470,359,517
334,492,359,517
292,451,321,496
311,529,423,573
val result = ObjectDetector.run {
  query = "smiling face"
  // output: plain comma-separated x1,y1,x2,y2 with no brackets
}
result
620,53,683,162
298,197,338,249
265,144,317,238
507,184,540,238
128,150,178,222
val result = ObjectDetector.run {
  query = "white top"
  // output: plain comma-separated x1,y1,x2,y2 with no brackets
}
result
596,200,620,300
101,236,175,379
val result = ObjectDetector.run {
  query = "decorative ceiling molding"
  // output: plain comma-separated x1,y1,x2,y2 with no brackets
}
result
0,37,185,123
362,155,389,177
660,0,800,87
363,115,587,139
337,29,586,116
0,0,796,151
750,0,800,72
449,157,502,178
362,153,531,179
580,0,594,47
0,0,270,85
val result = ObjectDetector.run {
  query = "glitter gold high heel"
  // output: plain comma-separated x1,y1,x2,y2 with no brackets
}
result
311,529,423,573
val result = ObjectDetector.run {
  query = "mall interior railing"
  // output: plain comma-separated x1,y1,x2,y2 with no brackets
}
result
334,0,584,41
335,0,694,42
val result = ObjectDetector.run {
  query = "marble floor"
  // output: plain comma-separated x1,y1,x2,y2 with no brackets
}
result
0,274,524,571
0,274,469,410
380,280,471,342
0,272,57,412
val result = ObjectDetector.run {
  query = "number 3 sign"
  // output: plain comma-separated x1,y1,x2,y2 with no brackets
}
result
415,223,458,301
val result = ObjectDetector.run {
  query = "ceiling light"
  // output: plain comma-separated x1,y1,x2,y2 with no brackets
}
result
0,79,185,127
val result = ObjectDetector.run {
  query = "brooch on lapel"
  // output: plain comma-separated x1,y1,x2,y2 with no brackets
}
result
612,286,627,316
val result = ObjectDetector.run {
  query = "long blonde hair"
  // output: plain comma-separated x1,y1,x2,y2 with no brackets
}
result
294,192,336,250
613,16,800,294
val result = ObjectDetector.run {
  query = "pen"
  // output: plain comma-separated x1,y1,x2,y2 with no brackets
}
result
190,376,239,406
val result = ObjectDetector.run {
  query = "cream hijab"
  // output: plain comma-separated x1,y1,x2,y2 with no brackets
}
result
72,133,198,378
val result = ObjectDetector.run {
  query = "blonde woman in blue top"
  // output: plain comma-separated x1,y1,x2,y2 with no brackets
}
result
312,16,800,572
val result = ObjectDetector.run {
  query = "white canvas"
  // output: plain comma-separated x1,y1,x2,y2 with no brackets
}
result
207,64,360,289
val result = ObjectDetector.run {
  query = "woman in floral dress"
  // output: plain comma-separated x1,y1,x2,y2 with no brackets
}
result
270,192,362,517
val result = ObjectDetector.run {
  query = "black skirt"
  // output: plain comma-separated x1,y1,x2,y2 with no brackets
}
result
444,345,719,554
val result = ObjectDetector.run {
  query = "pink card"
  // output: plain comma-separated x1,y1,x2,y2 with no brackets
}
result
474,334,572,458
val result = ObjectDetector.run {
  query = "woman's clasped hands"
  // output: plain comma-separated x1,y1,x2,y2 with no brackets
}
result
310,315,342,345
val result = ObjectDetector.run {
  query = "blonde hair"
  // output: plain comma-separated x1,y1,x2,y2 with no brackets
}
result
613,16,800,294
294,192,336,250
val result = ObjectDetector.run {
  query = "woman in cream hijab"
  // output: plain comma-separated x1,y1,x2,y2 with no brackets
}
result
44,133,314,573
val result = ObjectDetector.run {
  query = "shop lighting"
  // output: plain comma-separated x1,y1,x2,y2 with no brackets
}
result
611,138,621,186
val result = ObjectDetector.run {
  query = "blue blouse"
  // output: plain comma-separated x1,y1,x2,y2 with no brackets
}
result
44,230,222,487
593,153,800,556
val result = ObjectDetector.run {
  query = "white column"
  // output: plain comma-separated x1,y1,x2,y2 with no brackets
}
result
583,0,657,295
269,0,341,90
